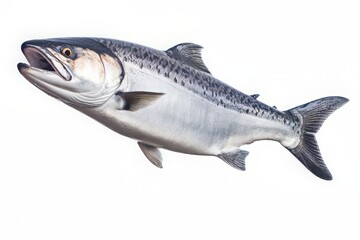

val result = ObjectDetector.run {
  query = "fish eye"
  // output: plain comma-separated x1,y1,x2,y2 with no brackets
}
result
61,47,74,58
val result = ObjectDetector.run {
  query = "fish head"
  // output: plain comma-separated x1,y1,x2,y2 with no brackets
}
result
18,38,124,107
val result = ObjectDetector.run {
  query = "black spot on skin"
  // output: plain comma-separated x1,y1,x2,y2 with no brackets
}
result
174,66,181,74
160,59,168,68
153,55,159,62
174,77,177,83
169,62,175,71
181,81,185,86
182,68,190,77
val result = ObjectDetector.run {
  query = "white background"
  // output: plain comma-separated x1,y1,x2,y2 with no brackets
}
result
0,0,359,239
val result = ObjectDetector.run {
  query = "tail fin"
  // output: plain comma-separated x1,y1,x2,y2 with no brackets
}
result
285,96,349,180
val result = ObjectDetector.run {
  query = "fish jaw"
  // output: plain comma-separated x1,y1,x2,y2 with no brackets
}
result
18,38,124,107
17,48,74,102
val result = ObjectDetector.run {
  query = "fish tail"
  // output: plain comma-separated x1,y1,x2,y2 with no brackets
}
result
285,96,349,180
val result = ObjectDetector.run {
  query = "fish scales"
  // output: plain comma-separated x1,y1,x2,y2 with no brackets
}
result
96,38,298,127
18,37,348,180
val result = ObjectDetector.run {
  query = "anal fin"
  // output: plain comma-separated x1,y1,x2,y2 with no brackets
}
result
218,149,249,171
138,142,163,168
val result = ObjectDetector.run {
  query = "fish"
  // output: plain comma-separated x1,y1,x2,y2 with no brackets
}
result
17,37,348,180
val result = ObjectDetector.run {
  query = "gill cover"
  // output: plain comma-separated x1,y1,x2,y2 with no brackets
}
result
19,38,124,107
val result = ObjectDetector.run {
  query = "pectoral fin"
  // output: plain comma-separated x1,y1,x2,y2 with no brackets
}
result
138,142,163,168
218,149,249,171
116,91,164,111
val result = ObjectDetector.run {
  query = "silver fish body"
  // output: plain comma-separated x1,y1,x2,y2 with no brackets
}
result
18,38,348,180
84,40,297,152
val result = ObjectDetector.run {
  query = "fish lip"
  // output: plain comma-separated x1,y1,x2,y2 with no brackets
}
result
17,62,29,71
19,43,71,81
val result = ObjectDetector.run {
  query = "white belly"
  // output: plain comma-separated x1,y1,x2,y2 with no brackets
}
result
80,64,297,156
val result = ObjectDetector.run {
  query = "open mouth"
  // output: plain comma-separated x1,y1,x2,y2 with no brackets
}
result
22,47,56,72
18,43,71,81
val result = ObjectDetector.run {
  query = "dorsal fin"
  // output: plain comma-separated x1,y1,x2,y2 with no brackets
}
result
251,94,260,99
165,43,211,74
